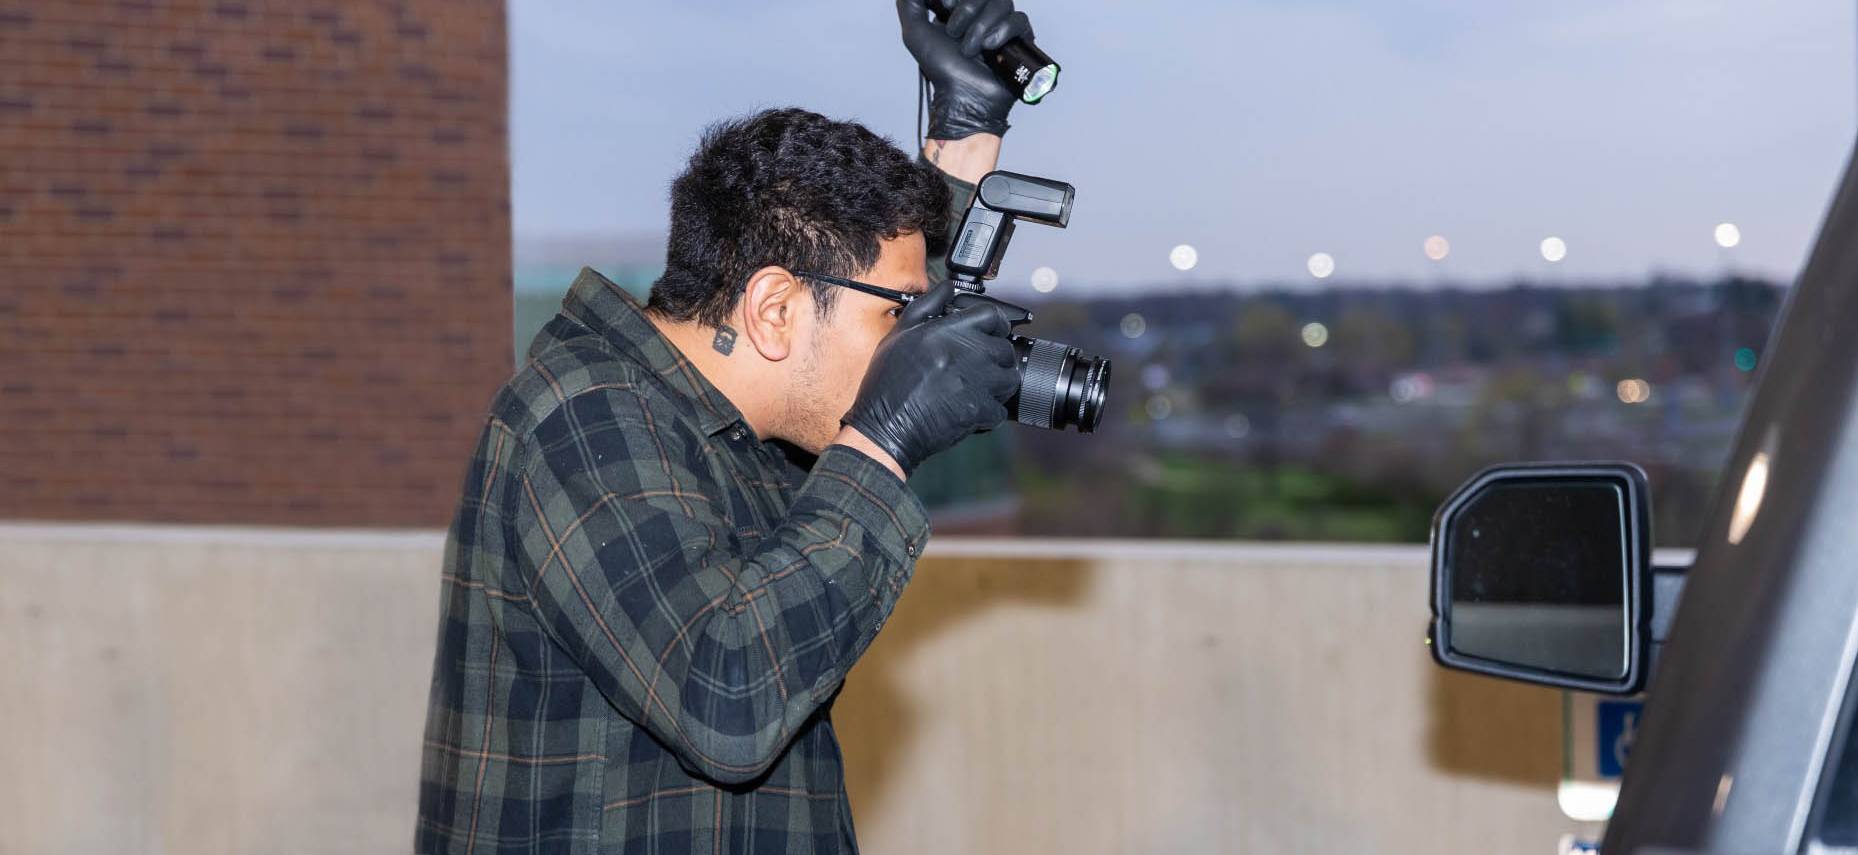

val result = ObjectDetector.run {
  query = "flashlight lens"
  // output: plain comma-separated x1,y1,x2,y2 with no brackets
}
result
1021,64,1058,104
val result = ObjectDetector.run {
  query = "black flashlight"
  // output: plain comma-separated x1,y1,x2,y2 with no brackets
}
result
926,1,1060,104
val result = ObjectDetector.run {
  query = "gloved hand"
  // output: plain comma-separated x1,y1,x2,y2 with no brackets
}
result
843,281,1020,475
897,0,1034,140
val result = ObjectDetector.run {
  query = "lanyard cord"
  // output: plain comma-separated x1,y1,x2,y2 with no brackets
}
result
916,72,928,155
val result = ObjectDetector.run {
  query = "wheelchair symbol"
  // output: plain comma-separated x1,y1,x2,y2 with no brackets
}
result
1613,710,1638,770
1597,700,1643,777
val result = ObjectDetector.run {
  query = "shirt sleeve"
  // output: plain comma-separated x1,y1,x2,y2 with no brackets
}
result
922,154,978,285
509,384,930,785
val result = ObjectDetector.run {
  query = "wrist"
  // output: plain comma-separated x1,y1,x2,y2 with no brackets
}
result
922,134,1002,186
834,425,908,481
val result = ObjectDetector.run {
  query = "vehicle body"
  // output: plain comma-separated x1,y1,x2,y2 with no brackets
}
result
1427,136,1858,851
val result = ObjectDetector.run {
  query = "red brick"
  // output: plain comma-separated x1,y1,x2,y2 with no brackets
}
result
0,0,510,527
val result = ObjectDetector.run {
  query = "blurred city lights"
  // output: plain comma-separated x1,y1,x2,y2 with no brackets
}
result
1715,222,1742,249
1424,235,1450,262
1169,244,1199,271
1224,413,1252,439
1616,378,1652,404
1030,265,1059,293
1301,322,1329,348
1568,372,1604,400
1735,347,1758,372
1540,237,1568,263
1307,252,1336,279
1120,312,1147,339
1145,395,1173,420
1141,363,1171,391
1390,373,1434,403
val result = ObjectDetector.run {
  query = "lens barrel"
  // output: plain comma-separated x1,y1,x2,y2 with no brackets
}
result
1007,335,1110,432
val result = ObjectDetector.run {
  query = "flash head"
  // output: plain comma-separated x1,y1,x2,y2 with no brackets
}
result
978,171,1071,227
947,170,1075,284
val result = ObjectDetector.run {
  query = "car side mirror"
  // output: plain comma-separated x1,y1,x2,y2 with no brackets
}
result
1429,462,1653,695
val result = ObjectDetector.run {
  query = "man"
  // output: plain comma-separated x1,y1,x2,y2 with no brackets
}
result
417,1,1039,852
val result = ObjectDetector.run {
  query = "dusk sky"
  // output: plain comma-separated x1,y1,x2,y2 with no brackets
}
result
511,1,1855,293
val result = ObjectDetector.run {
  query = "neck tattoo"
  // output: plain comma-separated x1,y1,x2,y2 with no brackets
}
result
711,324,737,356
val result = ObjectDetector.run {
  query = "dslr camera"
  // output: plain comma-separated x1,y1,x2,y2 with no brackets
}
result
943,171,1111,433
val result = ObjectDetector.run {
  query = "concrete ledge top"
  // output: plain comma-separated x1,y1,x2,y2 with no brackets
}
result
0,522,1425,562
0,522,449,550
0,521,1694,567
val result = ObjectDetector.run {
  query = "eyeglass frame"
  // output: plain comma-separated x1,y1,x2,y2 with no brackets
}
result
791,270,918,308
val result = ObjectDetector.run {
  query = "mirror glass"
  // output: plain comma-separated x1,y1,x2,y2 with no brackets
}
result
1447,480,1629,679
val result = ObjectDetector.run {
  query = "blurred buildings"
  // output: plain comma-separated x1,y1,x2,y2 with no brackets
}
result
515,269,1783,546
1006,276,1783,545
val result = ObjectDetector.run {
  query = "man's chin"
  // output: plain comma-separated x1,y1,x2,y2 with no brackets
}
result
794,432,833,458
761,426,831,460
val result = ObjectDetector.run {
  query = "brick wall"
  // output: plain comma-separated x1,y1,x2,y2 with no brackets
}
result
0,0,511,527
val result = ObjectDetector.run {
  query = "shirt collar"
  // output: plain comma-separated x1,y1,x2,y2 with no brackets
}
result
555,266,745,437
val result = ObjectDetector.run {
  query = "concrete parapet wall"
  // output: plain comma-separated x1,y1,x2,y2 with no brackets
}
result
0,525,1595,854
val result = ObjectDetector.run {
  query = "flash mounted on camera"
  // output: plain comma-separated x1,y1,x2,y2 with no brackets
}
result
940,170,1109,433
947,171,1074,286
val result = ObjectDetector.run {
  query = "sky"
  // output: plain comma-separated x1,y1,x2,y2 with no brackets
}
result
510,1,1856,294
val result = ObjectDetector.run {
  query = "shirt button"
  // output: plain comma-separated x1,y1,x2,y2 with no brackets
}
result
905,543,917,557
729,428,745,442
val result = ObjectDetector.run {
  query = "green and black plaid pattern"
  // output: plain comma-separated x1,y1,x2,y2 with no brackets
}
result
417,268,931,854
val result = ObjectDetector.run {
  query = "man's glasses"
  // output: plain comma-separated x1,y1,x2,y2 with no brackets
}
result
792,271,918,308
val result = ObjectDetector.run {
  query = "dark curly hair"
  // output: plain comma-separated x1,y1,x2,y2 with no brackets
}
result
645,108,952,328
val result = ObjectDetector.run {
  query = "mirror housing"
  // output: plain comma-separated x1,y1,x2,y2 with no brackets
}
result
1429,462,1654,696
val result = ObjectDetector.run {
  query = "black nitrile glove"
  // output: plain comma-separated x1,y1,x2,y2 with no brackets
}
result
843,281,1020,475
897,0,1034,140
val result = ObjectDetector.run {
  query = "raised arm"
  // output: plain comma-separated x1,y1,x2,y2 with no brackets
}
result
923,134,1002,187
898,0,1035,272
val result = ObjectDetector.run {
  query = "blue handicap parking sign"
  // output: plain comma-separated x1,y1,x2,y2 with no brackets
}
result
1597,700,1644,778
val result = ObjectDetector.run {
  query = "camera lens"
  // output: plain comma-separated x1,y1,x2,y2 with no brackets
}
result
1007,335,1111,432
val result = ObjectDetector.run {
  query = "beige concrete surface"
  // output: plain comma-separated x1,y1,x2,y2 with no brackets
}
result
0,525,1597,854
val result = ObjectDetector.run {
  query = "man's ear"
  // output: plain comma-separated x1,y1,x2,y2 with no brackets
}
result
737,266,808,362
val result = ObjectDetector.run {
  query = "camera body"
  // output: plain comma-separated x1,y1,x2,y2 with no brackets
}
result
943,171,1109,433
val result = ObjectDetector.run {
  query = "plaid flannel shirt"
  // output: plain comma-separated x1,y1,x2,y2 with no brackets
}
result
418,161,973,855
419,159,972,854
415,263,937,854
